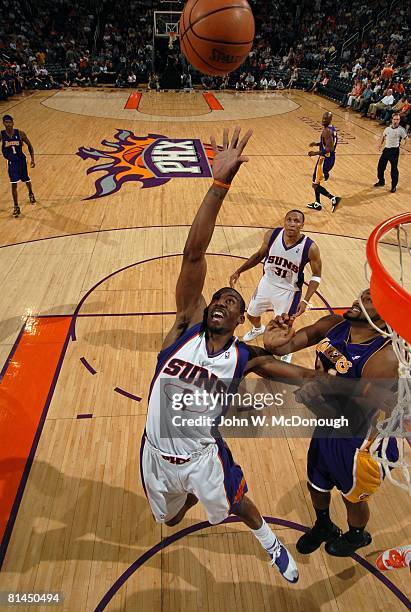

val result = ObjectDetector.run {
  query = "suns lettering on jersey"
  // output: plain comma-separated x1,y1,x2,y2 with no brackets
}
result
163,357,228,394
316,338,352,374
265,255,299,275
263,229,312,291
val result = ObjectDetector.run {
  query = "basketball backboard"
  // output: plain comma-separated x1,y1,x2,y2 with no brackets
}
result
154,11,182,37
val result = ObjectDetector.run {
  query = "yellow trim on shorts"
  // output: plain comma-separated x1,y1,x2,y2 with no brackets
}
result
343,447,383,503
314,157,324,183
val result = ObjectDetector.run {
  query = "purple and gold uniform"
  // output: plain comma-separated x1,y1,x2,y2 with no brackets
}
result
307,319,398,503
1,128,30,184
312,125,338,184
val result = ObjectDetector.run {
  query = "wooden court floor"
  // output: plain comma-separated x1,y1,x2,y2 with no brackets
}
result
0,89,410,611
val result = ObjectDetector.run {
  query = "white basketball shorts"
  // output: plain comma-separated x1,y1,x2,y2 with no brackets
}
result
140,434,247,525
247,276,301,317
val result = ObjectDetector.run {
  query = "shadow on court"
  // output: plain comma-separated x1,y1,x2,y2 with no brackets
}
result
0,458,155,572
108,542,379,612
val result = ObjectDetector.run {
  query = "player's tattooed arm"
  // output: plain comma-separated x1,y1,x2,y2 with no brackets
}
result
20,131,35,167
162,127,252,350
230,230,271,287
263,313,342,356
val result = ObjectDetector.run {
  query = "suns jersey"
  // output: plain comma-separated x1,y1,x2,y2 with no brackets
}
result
145,323,250,456
315,319,390,378
263,228,313,292
1,129,25,162
320,125,338,157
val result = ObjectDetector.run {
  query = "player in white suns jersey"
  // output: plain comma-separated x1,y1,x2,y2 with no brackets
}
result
229,210,322,351
141,128,320,584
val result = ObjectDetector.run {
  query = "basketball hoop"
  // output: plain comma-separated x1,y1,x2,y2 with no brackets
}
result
168,32,177,49
361,213,411,495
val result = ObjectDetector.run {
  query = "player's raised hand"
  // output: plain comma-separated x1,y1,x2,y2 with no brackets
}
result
229,270,240,288
263,315,295,350
210,127,253,185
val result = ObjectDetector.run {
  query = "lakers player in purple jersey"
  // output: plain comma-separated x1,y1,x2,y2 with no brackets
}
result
265,290,399,556
1,114,36,218
307,111,341,213
141,127,326,584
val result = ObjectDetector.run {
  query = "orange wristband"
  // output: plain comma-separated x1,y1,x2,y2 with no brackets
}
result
213,179,231,190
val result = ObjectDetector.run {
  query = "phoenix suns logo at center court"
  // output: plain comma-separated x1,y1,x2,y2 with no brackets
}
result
77,130,215,199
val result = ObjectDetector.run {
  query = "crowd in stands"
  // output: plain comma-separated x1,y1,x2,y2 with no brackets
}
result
337,63,410,127
0,0,97,98
0,0,409,129
97,0,154,87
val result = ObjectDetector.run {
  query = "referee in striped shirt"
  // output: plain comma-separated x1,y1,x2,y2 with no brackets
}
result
374,113,408,193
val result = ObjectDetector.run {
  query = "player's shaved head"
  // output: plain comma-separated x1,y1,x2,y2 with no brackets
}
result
2,115,13,123
322,112,332,126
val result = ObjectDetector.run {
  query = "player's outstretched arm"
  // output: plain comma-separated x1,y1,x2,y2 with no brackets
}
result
162,127,252,350
230,230,271,287
20,131,35,167
244,344,318,379
263,313,341,356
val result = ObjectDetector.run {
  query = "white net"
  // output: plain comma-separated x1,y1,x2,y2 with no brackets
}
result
361,219,411,495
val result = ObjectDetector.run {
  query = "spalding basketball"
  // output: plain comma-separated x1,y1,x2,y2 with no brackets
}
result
179,0,255,76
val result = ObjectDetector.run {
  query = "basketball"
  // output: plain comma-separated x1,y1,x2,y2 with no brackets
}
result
179,0,255,76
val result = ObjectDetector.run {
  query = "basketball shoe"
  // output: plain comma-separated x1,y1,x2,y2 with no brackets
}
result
243,325,265,341
331,196,341,212
297,521,341,554
268,541,299,583
376,545,411,571
307,202,322,211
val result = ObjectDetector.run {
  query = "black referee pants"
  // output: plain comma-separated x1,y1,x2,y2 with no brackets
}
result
377,147,399,188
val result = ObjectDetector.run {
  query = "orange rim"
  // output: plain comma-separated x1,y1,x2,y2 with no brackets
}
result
366,213,411,343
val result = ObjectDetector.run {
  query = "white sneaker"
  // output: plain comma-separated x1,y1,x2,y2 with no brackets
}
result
269,541,299,583
280,354,293,363
243,325,266,342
